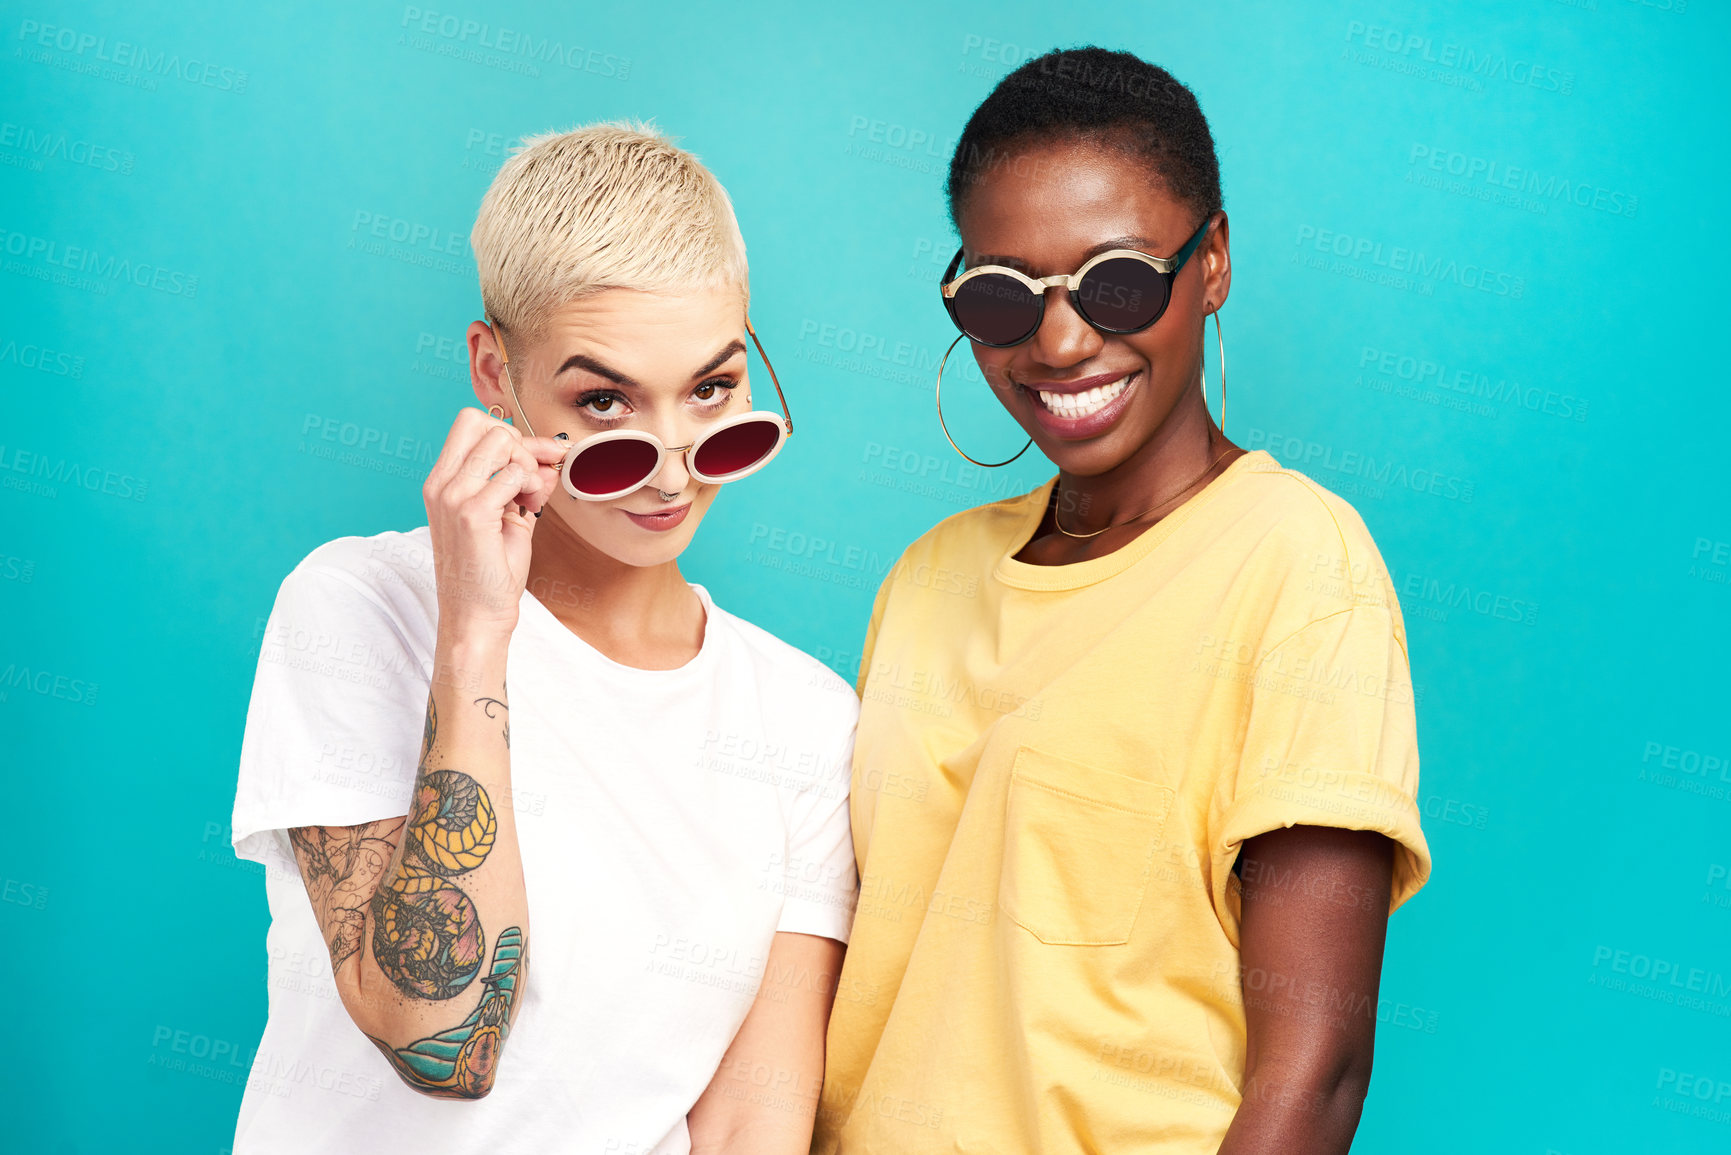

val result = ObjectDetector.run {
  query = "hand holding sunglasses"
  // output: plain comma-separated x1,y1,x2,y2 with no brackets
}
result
490,316,793,501
940,215,1218,346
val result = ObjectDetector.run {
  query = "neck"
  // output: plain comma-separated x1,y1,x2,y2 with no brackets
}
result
523,515,705,670
1056,387,1227,531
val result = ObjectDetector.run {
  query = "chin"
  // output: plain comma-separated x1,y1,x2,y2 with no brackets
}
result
1037,445,1123,479
1021,414,1148,479
609,531,700,568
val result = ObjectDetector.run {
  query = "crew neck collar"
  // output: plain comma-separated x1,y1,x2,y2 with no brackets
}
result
518,580,720,677
992,449,1273,592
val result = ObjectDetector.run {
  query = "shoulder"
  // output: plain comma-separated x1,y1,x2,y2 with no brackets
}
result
699,589,859,722
889,482,1050,581
291,525,434,589
1215,453,1409,653
269,526,438,646
285,525,433,595
1222,452,1394,600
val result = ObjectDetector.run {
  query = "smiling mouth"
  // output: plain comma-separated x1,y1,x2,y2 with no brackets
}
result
1029,373,1133,419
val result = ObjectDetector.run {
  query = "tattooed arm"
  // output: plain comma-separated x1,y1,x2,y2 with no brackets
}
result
289,677,527,1099
287,406,563,1099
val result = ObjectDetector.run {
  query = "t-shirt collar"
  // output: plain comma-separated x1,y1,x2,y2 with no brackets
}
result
518,580,720,678
992,450,1272,592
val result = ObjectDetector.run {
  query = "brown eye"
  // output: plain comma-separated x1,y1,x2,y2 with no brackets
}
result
694,378,734,403
575,390,628,419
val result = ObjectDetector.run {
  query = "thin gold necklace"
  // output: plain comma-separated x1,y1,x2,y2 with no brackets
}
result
1052,442,1235,540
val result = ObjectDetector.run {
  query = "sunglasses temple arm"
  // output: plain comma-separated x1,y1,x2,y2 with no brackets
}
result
940,246,965,288
744,315,793,438
486,316,541,439
1170,214,1218,276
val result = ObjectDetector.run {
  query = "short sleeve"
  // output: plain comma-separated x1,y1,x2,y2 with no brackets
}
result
231,563,433,866
854,562,901,696
1208,605,1432,938
773,694,861,945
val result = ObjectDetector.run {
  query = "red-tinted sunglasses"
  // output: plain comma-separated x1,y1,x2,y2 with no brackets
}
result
489,316,793,501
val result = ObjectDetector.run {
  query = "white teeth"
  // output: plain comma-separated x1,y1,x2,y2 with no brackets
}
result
1035,374,1129,418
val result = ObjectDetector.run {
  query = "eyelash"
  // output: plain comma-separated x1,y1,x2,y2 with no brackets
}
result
692,377,737,404
572,378,737,422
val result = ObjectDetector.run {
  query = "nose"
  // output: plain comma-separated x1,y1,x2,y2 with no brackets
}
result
649,452,693,496
646,418,702,496
1026,287,1103,370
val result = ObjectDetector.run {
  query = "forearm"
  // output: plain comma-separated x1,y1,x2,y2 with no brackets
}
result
688,1077,821,1155
343,634,531,1097
1216,1053,1371,1155
285,405,559,1098
687,932,841,1153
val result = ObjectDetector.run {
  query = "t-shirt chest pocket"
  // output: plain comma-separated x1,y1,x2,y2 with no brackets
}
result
999,745,1176,946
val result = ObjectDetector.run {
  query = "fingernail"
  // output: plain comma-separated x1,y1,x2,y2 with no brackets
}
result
533,509,542,519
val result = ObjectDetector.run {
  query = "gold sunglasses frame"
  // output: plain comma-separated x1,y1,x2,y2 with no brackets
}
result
939,215,1217,347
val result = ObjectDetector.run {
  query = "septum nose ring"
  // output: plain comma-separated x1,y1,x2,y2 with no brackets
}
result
657,443,690,502
657,442,689,502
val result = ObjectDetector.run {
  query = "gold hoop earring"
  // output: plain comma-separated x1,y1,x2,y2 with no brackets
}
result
934,334,1033,468
1201,309,1226,436
487,403,507,421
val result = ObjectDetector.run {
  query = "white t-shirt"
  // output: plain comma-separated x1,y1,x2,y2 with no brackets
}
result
231,526,859,1155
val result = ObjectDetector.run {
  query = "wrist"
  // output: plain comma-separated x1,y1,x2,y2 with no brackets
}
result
434,629,511,686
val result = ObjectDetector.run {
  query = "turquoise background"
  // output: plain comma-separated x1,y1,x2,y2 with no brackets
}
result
2,0,1727,1151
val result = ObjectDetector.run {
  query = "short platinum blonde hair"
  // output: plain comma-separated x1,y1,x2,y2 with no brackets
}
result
471,121,749,338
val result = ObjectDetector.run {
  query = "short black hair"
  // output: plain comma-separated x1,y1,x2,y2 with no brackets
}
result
946,46,1222,229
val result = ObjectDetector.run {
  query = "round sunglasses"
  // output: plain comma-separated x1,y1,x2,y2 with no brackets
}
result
550,411,787,501
490,316,793,501
940,215,1217,347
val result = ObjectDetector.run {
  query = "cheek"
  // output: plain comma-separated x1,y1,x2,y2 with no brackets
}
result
549,497,612,541
1118,332,1197,413
972,352,1017,394
1129,324,1189,372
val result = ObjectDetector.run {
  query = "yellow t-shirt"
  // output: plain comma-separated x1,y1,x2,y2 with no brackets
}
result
815,449,1432,1154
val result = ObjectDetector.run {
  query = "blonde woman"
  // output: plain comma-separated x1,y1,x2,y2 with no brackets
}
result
232,125,856,1154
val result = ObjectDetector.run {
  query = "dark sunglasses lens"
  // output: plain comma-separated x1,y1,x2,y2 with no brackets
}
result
1075,258,1170,332
568,438,659,495
692,419,781,479
952,274,1041,345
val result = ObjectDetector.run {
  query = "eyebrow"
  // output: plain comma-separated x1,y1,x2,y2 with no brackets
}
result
556,339,748,389
691,339,747,378
971,236,1157,273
